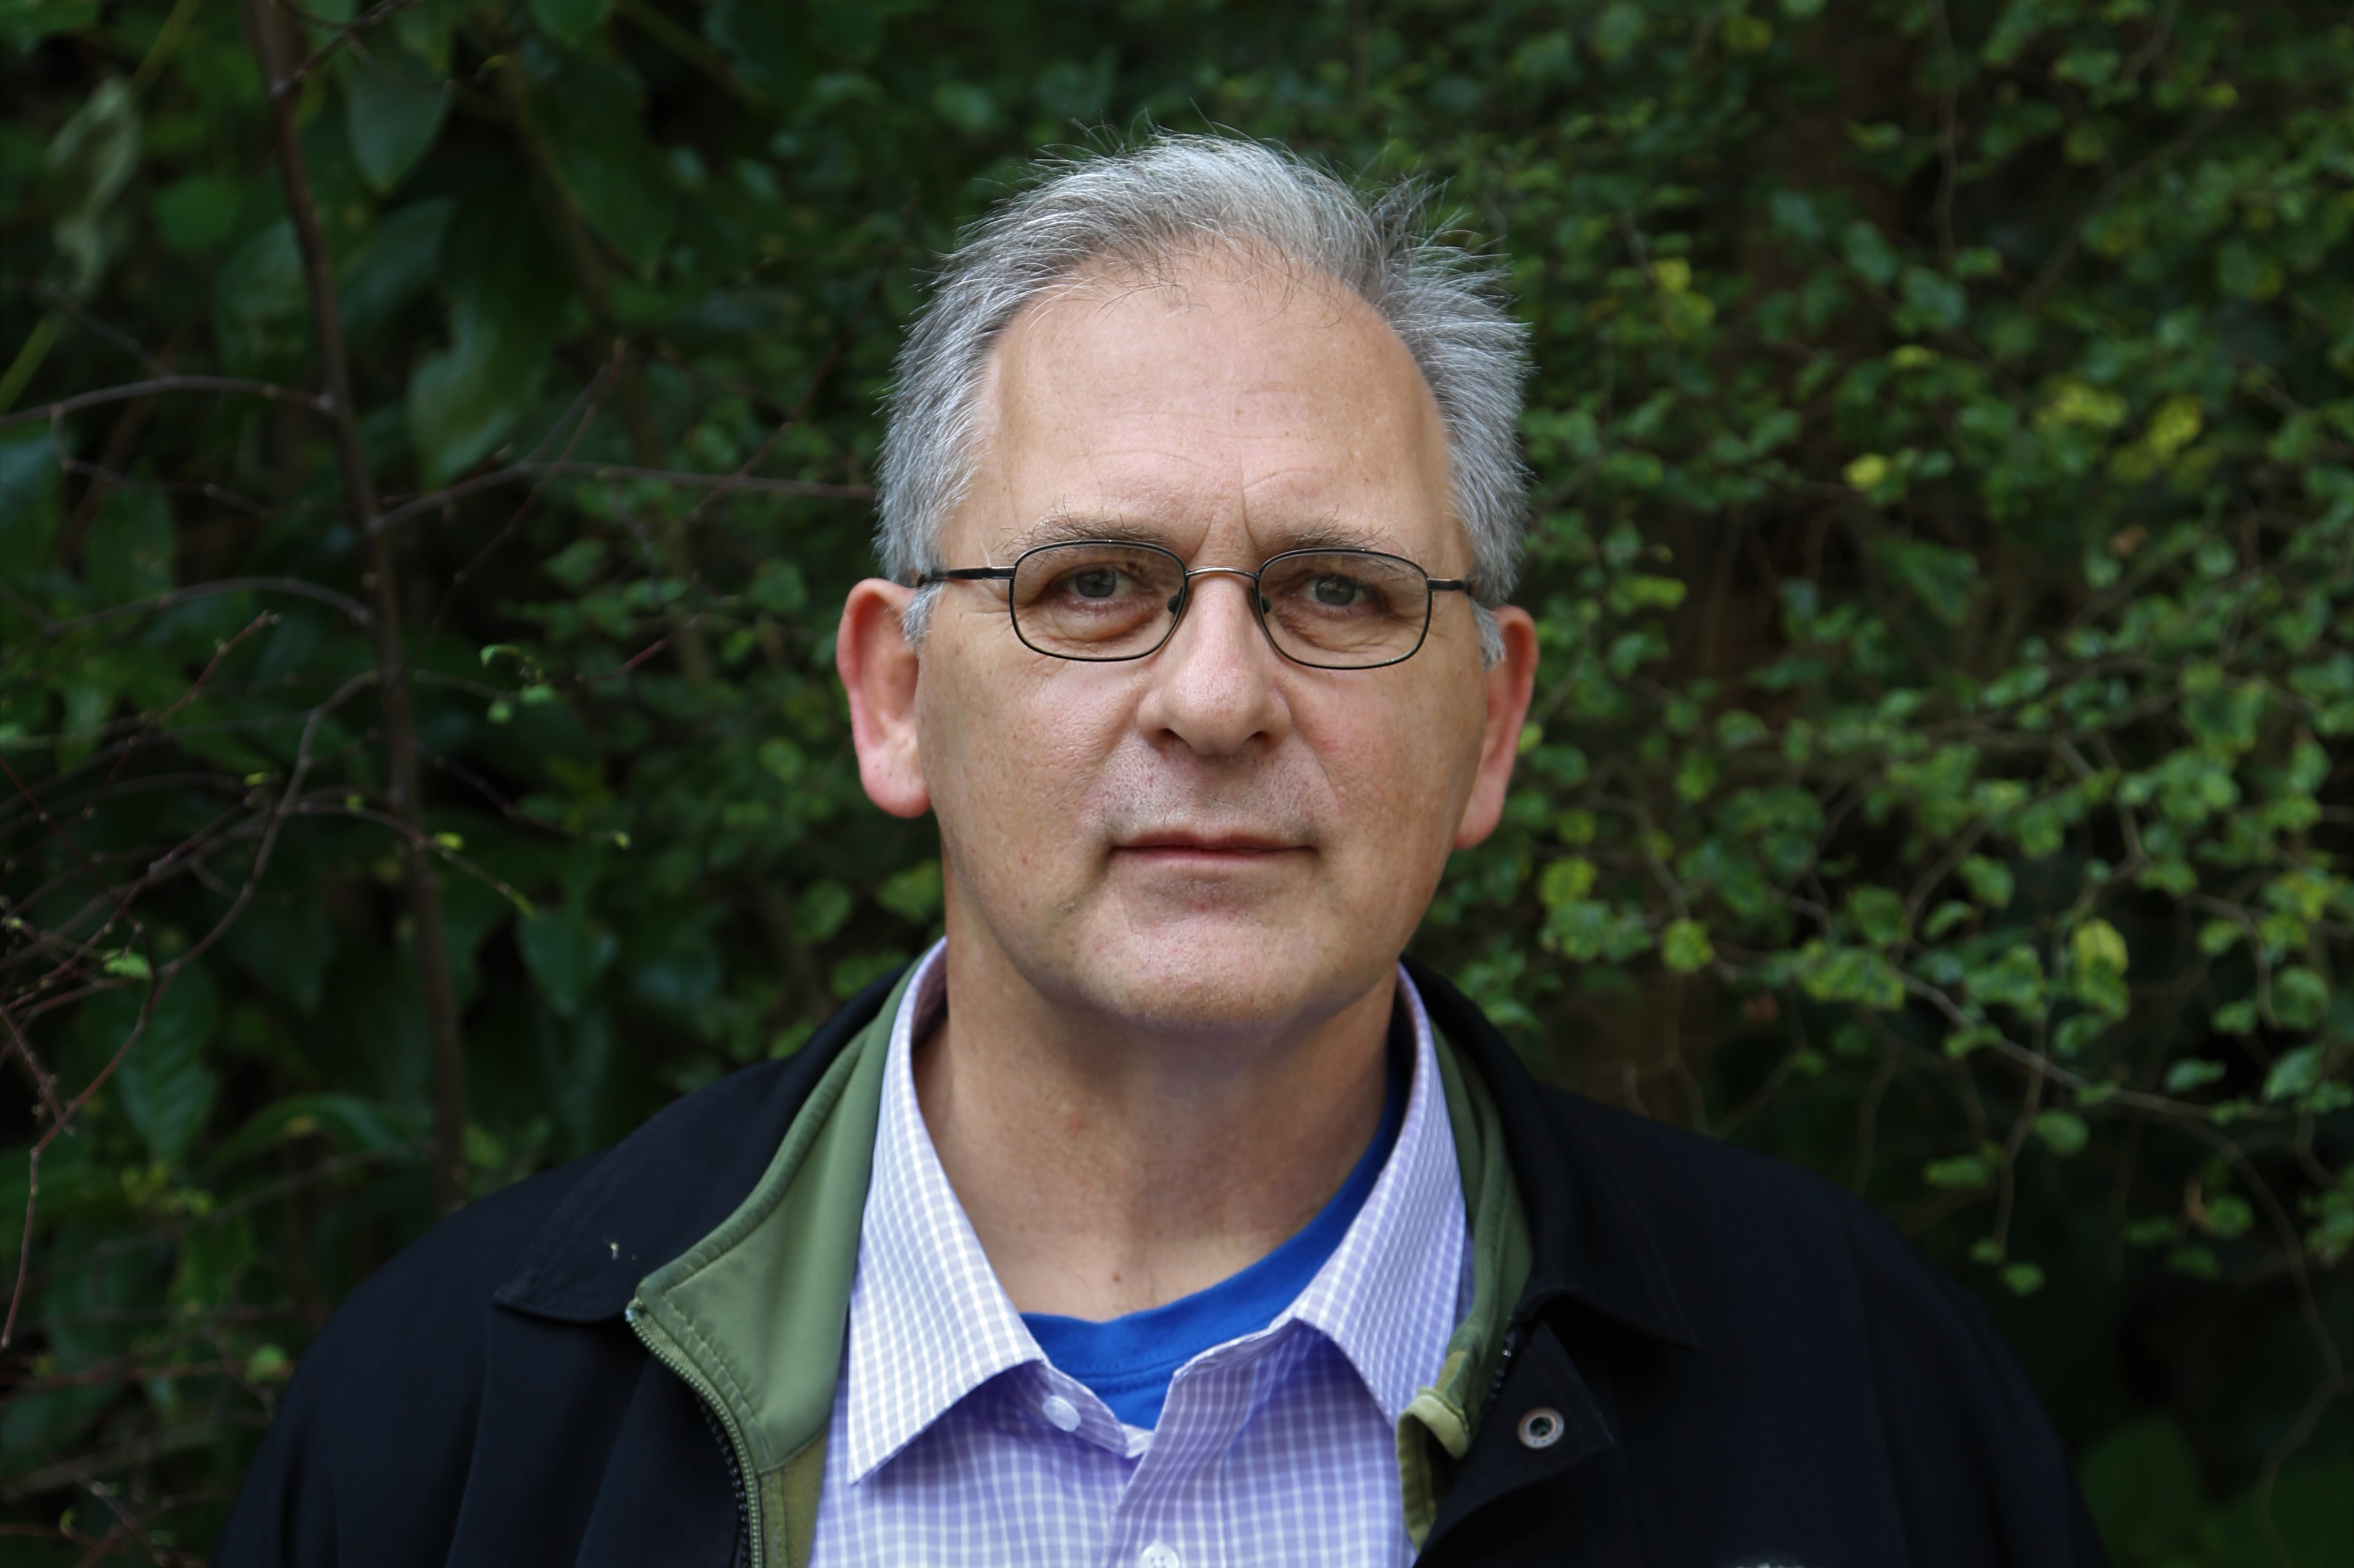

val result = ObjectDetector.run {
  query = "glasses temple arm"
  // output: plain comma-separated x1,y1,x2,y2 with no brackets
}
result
915,567,1018,585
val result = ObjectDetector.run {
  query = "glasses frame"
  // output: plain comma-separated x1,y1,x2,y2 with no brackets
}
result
919,539,1471,671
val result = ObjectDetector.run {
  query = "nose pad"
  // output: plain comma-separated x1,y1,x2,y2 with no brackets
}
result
1163,570,1274,662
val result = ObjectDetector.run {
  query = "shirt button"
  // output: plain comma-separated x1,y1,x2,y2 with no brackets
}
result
1137,1545,1182,1568
1040,1394,1081,1432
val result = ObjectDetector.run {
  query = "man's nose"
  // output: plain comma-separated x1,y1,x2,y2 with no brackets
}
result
1133,573,1293,757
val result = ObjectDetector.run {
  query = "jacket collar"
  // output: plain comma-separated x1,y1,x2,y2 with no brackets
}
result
497,959,1695,1355
494,969,900,1323
1403,957,1698,1351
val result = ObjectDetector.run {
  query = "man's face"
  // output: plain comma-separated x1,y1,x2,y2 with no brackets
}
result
886,256,1527,1037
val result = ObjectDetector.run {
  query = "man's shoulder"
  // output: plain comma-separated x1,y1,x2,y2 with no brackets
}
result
1531,1079,2021,1385
354,1048,826,1333
1544,1084,1873,1249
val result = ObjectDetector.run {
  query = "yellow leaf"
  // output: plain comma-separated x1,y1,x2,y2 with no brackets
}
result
2072,918,2128,975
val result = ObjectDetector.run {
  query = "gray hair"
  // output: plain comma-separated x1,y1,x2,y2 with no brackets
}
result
874,134,1531,663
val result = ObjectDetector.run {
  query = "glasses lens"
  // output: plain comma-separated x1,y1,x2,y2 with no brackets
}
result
1010,542,1185,659
1255,551,1432,667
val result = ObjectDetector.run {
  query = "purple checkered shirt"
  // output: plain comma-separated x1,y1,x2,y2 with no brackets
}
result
807,941,1470,1568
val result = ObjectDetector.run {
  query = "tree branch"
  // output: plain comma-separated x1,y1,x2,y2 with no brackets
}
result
245,0,468,1215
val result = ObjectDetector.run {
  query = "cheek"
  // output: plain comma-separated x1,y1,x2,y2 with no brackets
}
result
1300,673,1486,869
918,654,1125,860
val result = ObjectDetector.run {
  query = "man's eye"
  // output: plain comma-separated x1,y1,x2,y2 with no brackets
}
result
1070,568,1125,599
1309,574,1363,607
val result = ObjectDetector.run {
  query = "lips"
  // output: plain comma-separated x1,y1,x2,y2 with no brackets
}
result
1114,831,1303,855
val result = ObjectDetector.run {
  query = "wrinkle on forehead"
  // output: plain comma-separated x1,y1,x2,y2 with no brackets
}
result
1007,508,1413,565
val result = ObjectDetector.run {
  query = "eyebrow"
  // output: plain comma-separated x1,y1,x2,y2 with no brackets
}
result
1006,511,1412,560
1010,512,1170,553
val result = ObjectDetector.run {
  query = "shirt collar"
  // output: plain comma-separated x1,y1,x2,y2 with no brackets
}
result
840,942,1038,1482
838,940,1468,1480
1287,969,1467,1424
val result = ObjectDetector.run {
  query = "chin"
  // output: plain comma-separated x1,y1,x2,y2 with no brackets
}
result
1051,918,1364,1037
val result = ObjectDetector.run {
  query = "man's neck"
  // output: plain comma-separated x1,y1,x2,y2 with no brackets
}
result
910,941,1396,1321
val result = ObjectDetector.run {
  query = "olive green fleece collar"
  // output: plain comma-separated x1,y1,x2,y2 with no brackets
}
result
625,962,910,1568
1398,1026,1533,1547
629,963,1531,1566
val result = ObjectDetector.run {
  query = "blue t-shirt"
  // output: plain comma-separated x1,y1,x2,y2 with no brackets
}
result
1021,1027,1408,1429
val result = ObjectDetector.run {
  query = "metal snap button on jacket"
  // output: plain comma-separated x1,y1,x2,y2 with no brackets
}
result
1517,1406,1566,1449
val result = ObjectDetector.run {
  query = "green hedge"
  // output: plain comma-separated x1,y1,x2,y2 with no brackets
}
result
2,1,2350,1559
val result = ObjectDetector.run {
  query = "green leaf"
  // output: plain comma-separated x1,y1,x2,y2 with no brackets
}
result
877,859,943,924
2032,1109,2089,1157
533,55,675,273
0,431,59,583
101,950,151,981
2272,967,2329,1030
2263,1044,2325,1103
0,0,98,50
2164,1058,2228,1093
2079,1420,2204,1566
83,487,173,606
406,203,566,483
1659,918,1713,974
931,81,999,134
2196,919,2242,956
706,0,805,96
1845,885,1908,949
1923,1152,1993,1190
1880,538,1979,626
1964,945,2044,1018
338,197,453,336
2205,1194,2253,1241
1957,854,2013,908
343,45,449,192
1921,900,1971,940
1545,899,1654,962
45,77,142,298
1537,857,1597,907
2070,917,2127,975
210,1093,410,1169
152,172,245,256
213,219,308,369
519,902,618,1018
219,896,338,1015
107,965,221,1168
2211,999,2258,1036
1795,941,1907,1010
1943,1025,1998,1060
831,948,908,999
529,0,611,46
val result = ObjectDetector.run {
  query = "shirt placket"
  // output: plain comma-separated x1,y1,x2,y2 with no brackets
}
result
1092,1326,1308,1568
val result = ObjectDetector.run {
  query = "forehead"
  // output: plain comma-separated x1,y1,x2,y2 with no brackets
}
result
952,254,1458,562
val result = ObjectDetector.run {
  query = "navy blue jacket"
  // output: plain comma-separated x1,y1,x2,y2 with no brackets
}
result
216,964,2106,1566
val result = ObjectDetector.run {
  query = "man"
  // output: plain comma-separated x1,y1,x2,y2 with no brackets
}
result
219,137,2103,1567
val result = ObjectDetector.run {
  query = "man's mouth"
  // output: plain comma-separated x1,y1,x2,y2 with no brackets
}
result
1113,830,1306,861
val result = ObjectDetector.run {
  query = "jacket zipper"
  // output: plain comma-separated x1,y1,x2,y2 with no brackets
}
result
627,1300,764,1567
1482,1319,1527,1413
695,1398,752,1568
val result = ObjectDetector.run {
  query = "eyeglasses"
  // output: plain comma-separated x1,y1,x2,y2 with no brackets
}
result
919,539,1470,670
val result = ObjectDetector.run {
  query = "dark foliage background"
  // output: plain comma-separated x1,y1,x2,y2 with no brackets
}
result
4,0,2352,1560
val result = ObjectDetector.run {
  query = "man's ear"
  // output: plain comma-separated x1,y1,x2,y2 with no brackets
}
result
1453,606,1540,850
837,579,932,820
